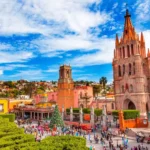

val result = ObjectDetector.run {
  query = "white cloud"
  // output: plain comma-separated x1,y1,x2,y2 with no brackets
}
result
0,70,3,75
0,0,109,35
0,51,33,63
135,0,150,22
10,70,45,80
46,69,58,73
0,0,44,35
36,35,95,53
69,30,150,67
67,37,115,67
112,3,118,9
143,30,150,50
0,64,28,71
0,0,112,65
0,43,12,50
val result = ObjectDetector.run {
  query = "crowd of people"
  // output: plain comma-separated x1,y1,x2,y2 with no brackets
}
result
16,118,150,150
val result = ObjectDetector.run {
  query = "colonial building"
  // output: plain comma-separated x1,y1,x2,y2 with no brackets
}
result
74,86,93,108
113,9,150,116
33,65,94,110
90,97,115,113
0,99,9,114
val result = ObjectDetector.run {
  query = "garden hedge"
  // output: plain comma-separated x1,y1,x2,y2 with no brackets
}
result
112,110,140,120
0,117,89,150
0,114,15,122
40,136,89,150
66,108,102,116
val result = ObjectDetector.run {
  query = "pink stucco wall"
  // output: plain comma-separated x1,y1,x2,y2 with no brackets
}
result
91,99,115,112
74,86,93,108
33,92,57,104
33,86,93,108
47,92,57,102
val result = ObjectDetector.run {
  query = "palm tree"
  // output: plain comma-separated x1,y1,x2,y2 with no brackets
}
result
93,85,101,97
99,77,107,89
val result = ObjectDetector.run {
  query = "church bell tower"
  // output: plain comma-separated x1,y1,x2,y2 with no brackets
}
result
57,65,74,110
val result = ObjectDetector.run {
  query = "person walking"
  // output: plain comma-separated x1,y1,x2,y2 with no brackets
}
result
89,145,92,150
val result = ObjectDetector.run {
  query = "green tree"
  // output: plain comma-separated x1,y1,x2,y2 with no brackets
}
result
92,85,102,97
99,77,107,89
49,105,64,129
24,82,36,98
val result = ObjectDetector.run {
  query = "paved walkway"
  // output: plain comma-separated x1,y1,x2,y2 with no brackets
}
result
18,121,150,149
86,134,150,150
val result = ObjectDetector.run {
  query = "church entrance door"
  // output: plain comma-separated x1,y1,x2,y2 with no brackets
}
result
128,101,136,109
124,99,136,110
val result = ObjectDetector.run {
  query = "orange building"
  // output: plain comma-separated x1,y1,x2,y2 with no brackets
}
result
57,65,74,110
9,99,33,111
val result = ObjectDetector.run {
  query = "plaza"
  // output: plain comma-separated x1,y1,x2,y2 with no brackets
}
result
15,118,150,150
0,0,150,149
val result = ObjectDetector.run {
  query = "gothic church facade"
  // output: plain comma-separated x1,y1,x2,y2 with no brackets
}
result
113,10,150,116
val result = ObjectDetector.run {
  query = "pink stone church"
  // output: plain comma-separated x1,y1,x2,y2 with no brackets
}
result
113,9,150,116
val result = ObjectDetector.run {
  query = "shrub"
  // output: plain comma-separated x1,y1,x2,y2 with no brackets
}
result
112,110,140,120
83,108,90,114
94,109,102,116
66,108,80,114
66,108,102,116
112,110,119,117
0,114,15,122
40,136,89,150
0,117,89,150
123,110,140,120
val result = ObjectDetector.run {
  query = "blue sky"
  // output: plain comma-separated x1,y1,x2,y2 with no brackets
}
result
0,0,150,82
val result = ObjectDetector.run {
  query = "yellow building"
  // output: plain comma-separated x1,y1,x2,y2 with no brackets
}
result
9,99,33,110
36,101,56,108
0,99,9,114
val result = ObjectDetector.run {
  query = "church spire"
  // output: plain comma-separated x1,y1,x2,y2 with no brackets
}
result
140,32,146,58
123,9,136,42
115,34,119,47
141,32,145,43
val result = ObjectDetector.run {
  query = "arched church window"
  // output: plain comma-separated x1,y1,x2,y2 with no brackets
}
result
123,65,125,75
123,47,125,58
122,85,124,93
133,62,136,74
66,70,69,78
129,63,132,75
127,45,130,57
130,84,133,92
131,44,134,55
118,65,121,77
